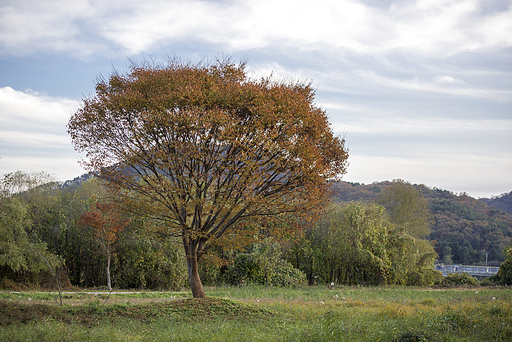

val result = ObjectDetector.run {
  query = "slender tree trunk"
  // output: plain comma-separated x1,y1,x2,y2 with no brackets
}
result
32,249,63,306
184,240,205,298
106,250,112,291
296,247,300,270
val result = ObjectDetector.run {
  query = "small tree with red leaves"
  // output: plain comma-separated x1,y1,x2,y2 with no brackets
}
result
79,203,129,291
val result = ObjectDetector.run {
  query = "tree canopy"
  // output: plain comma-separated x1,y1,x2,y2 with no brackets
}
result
67,58,348,297
0,172,62,284
377,179,432,238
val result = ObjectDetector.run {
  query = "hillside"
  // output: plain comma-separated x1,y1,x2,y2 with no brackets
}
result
480,191,512,214
61,173,93,188
331,181,512,266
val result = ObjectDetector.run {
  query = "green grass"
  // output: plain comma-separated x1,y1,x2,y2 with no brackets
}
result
1,285,511,341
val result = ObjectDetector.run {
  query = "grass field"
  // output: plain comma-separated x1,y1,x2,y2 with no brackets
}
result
1,285,511,341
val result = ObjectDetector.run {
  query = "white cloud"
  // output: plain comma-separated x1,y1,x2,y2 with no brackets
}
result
0,155,85,182
1,0,511,58
0,87,82,181
478,4,512,49
0,0,99,56
354,70,512,100
0,87,78,125
97,0,512,57
0,131,71,148
331,116,512,134
434,75,457,84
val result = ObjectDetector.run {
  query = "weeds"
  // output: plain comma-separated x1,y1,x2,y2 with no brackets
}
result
1,286,511,341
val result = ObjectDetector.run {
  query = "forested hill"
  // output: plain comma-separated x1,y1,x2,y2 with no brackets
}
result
61,173,93,188
480,191,512,214
331,181,512,266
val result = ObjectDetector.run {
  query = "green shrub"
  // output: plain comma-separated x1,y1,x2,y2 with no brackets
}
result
113,237,187,290
223,253,260,285
480,276,497,286
406,268,444,286
438,272,479,286
222,251,306,287
392,331,430,342
269,262,307,287
487,247,512,285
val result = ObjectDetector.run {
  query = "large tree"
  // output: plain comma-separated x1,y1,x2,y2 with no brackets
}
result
67,58,348,297
376,180,438,284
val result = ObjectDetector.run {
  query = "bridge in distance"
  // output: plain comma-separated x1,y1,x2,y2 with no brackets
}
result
436,265,499,278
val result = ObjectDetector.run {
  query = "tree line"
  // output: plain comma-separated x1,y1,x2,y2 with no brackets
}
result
332,181,512,266
0,171,187,290
1,172,446,290
481,191,512,214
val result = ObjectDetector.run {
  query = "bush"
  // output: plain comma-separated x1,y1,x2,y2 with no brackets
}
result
392,331,430,342
479,277,496,286
222,251,306,287
0,266,72,290
223,253,260,286
437,272,479,286
113,237,187,290
406,268,444,286
487,247,512,285
267,262,307,287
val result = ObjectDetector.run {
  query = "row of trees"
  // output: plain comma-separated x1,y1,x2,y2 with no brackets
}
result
0,171,187,291
481,191,512,214
430,195,510,266
0,172,62,289
1,172,443,290
333,181,512,266
4,170,512,291
285,180,439,286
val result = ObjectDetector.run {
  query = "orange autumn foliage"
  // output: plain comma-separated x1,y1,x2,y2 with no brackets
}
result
79,203,129,290
68,58,348,297
79,203,128,249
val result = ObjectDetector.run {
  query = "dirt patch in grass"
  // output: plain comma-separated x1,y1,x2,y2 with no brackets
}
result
0,297,272,327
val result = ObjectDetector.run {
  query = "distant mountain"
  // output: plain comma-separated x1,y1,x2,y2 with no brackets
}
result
331,181,512,266
480,191,512,215
61,173,93,188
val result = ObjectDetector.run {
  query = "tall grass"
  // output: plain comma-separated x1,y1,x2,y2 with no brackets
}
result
1,285,511,341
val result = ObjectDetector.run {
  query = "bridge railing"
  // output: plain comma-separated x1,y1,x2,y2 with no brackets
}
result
435,265,500,277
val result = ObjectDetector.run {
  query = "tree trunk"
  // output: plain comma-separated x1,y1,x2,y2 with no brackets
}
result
184,240,205,298
106,251,112,291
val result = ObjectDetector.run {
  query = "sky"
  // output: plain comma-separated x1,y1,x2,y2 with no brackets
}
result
0,0,511,198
